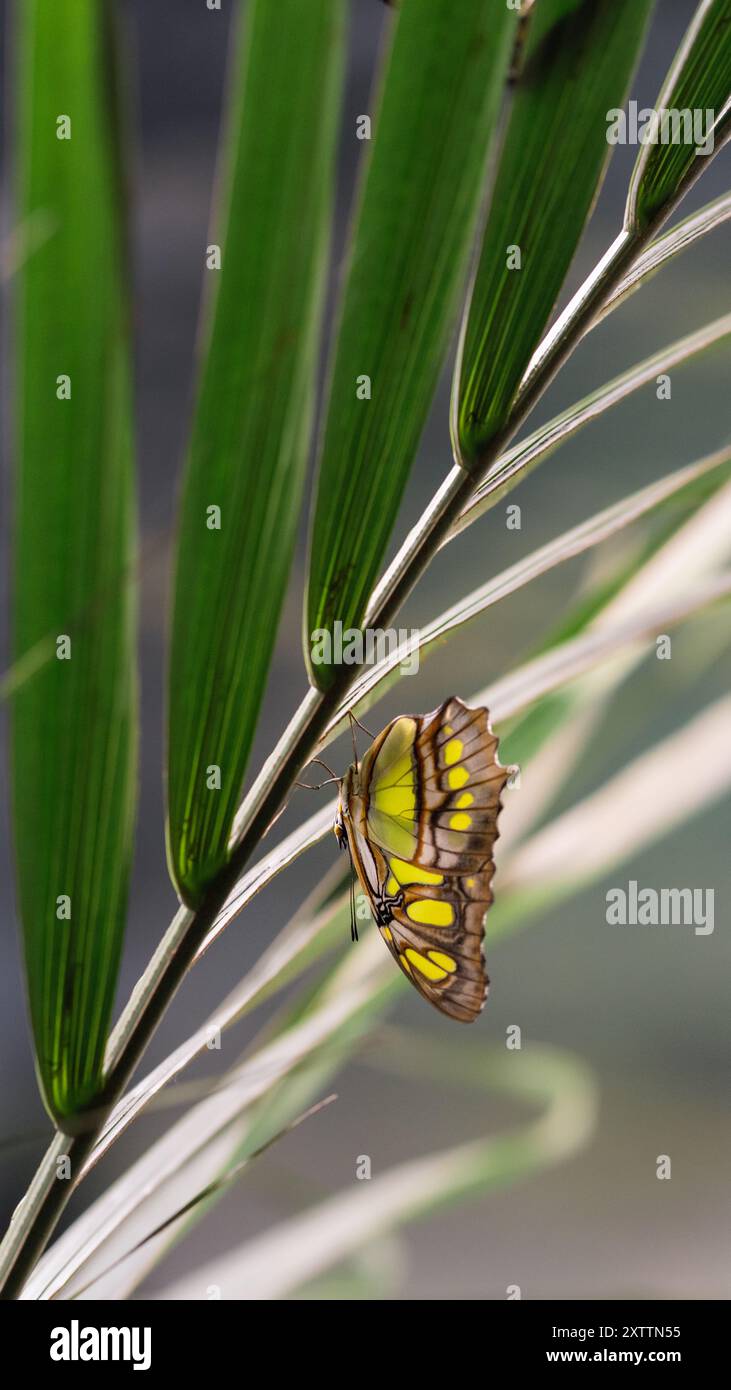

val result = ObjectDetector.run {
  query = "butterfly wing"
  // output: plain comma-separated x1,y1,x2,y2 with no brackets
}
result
378,856,493,1022
356,697,513,1021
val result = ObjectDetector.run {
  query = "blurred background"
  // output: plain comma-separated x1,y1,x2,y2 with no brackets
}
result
0,0,729,1298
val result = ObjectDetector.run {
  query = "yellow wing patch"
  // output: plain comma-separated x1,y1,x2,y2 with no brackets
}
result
372,751,415,819
366,717,419,859
444,738,463,766
368,810,414,859
402,948,458,983
429,950,457,974
407,898,454,927
405,948,448,981
389,857,443,886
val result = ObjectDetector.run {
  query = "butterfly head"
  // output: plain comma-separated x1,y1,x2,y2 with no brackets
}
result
333,803,347,851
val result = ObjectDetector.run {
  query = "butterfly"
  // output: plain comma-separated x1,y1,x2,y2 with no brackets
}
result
332,697,514,1022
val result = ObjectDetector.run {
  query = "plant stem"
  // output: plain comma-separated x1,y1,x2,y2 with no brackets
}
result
366,229,636,627
0,683,339,1298
0,167,709,1296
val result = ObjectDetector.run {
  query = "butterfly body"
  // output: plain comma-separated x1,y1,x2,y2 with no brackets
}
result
334,698,513,1021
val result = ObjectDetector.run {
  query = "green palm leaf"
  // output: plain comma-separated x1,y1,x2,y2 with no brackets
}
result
12,0,137,1125
167,0,345,905
305,0,516,690
455,0,654,465
626,0,731,231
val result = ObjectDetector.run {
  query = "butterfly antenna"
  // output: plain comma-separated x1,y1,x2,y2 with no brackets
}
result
347,710,360,773
349,856,359,943
350,710,375,739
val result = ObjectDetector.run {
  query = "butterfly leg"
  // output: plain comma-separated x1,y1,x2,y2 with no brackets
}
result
295,778,339,791
295,756,341,792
